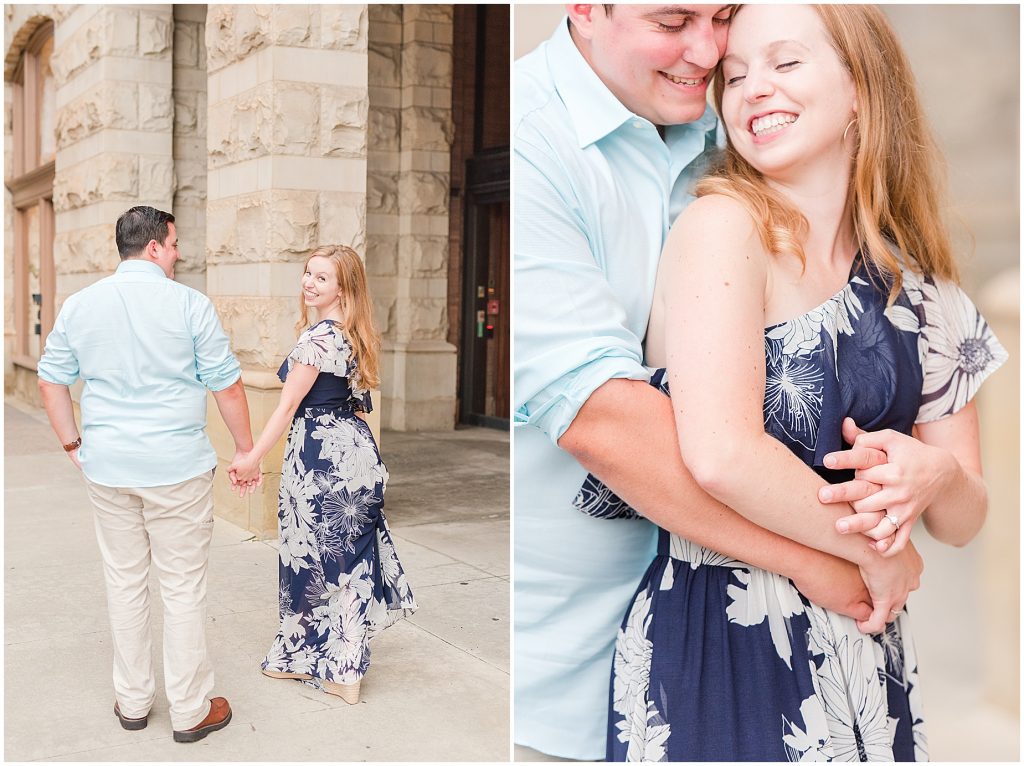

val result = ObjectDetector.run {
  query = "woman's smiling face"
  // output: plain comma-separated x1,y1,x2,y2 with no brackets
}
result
719,4,858,181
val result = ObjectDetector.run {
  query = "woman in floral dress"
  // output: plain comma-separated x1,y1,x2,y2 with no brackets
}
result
576,6,1006,761
231,245,416,704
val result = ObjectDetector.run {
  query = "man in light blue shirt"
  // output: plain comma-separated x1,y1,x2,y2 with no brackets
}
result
515,6,876,760
37,206,255,743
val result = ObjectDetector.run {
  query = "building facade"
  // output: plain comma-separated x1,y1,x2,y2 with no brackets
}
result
4,3,510,534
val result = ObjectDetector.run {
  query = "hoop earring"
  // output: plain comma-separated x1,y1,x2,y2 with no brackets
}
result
842,118,858,144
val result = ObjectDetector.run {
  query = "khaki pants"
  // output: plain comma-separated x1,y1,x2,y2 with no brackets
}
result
85,470,216,731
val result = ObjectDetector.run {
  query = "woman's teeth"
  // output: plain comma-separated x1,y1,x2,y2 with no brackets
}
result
751,113,797,136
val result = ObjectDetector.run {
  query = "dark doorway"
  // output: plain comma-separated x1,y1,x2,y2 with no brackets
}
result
450,4,510,429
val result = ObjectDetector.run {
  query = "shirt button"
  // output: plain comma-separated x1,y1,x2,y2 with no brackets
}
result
633,120,644,129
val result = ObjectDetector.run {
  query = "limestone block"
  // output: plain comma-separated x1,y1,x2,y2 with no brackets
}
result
366,234,397,277
322,88,367,158
401,43,452,89
398,172,447,216
272,84,319,155
366,172,398,215
368,43,400,87
403,106,453,152
368,107,399,154
410,299,448,340
53,224,118,275
105,7,140,56
211,295,295,368
369,4,401,25
209,84,273,167
174,156,207,202
318,192,365,250
53,154,137,211
410,236,447,276
205,197,238,262
55,82,138,148
206,5,270,73
373,295,396,337
321,5,366,51
139,83,174,131
405,5,452,24
138,156,174,202
173,20,199,68
174,90,198,134
139,11,172,57
270,4,314,47
268,190,320,255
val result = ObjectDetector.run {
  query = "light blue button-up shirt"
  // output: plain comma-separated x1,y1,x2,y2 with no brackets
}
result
37,259,241,488
514,19,721,760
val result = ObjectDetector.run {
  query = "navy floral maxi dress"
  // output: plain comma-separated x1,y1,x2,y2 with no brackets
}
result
262,320,417,689
574,256,1006,761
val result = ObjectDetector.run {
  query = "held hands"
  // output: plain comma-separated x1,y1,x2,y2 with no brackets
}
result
228,450,263,498
819,418,956,557
857,541,923,634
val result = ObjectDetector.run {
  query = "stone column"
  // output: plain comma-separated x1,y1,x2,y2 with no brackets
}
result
50,4,174,304
204,4,369,536
172,4,207,293
367,5,456,431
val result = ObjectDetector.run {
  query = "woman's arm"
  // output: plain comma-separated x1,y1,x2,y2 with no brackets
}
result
562,379,874,623
659,194,920,631
228,363,320,487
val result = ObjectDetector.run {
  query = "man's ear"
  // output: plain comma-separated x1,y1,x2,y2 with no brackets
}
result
566,5,599,40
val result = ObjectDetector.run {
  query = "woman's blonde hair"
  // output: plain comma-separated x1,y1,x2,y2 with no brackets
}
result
295,245,381,390
697,4,959,301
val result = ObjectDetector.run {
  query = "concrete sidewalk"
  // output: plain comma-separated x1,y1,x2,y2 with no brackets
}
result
4,399,510,761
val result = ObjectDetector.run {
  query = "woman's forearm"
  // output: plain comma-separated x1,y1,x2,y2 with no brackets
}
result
683,428,878,567
250,401,301,463
922,460,987,546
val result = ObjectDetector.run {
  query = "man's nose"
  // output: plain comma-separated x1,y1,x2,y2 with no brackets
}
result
683,24,721,70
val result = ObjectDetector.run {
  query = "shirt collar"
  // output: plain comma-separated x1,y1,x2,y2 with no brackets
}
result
115,259,167,279
548,17,720,149
548,18,633,148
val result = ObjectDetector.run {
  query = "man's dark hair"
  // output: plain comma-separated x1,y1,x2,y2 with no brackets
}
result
115,206,175,260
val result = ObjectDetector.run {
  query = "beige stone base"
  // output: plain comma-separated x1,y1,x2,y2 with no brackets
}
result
10,364,43,407
380,339,456,430
206,369,383,538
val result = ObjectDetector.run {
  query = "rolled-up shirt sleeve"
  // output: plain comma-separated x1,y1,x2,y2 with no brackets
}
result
514,141,649,445
190,294,241,391
37,306,80,386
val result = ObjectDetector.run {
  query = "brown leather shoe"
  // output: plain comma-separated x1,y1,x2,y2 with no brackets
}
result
113,702,148,731
172,697,232,743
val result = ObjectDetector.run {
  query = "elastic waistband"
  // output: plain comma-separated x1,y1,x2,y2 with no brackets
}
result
658,533,749,569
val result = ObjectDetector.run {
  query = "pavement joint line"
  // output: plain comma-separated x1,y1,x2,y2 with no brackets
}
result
413,574,508,590
388,536,507,578
402,620,509,675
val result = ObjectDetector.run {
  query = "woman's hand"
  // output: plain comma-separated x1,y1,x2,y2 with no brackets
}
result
856,541,924,633
789,553,872,623
228,451,263,498
820,418,957,556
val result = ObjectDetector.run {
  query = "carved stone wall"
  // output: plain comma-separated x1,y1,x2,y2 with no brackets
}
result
204,4,370,535
172,4,207,292
367,4,457,431
50,4,175,308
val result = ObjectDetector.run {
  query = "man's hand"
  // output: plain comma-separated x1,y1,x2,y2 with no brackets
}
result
228,450,262,498
820,418,956,556
789,553,872,623
67,448,82,471
856,541,923,633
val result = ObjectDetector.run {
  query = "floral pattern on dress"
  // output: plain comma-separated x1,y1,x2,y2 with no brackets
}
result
262,321,416,689
600,254,1004,761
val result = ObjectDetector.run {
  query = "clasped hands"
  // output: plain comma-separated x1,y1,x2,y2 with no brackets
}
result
817,417,954,633
819,417,954,556
228,450,263,498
